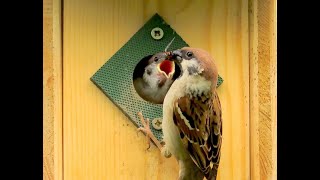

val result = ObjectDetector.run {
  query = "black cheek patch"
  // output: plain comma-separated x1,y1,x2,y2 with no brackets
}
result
188,66,198,75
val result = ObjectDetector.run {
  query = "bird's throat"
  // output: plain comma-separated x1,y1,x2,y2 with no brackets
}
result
158,60,175,78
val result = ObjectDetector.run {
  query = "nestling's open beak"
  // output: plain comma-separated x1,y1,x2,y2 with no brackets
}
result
157,59,175,78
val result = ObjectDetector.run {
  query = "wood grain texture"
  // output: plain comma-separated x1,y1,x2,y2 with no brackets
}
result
249,0,260,179
43,0,63,179
43,0,54,177
44,0,277,179
57,0,276,180
249,0,277,179
271,2,277,179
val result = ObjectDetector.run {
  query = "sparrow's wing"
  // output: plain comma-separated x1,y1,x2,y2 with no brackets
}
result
173,90,222,175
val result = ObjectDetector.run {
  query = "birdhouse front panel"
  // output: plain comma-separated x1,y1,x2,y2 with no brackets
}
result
43,0,277,180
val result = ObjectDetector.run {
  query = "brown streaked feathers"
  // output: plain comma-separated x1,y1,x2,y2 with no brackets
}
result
173,89,222,179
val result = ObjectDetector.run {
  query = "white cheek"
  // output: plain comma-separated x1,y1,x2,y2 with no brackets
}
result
180,59,211,96
181,59,204,75
180,59,191,70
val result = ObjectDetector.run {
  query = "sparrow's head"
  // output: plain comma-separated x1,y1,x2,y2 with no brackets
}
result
167,47,218,87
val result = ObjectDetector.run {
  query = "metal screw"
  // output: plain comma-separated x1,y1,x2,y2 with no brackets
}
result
152,118,162,130
151,27,164,40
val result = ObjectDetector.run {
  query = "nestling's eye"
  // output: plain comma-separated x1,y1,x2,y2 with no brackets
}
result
186,51,193,57
154,57,159,62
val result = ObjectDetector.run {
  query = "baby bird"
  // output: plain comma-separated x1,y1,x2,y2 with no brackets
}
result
133,52,180,104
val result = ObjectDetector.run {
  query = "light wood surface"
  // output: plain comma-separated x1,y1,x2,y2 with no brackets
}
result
43,0,63,179
43,0,277,179
249,0,277,179
63,0,249,179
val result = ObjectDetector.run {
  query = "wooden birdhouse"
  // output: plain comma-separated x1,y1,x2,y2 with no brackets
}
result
44,1,277,180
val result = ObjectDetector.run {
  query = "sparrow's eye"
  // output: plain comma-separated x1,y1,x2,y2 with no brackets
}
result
186,51,193,57
154,57,159,62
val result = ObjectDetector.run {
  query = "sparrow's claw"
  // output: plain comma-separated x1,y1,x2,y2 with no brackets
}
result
137,112,163,150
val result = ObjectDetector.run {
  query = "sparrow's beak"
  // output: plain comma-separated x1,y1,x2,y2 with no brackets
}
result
167,50,183,63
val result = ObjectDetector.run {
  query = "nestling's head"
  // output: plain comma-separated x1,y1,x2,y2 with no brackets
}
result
166,47,218,88
143,52,176,87
132,52,181,104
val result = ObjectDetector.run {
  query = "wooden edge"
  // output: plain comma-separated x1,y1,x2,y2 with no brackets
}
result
249,0,277,179
249,0,261,179
43,0,63,179
43,0,277,179
271,0,277,179
53,0,63,179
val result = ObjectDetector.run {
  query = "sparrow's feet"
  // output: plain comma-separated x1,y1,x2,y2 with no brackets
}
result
137,112,163,150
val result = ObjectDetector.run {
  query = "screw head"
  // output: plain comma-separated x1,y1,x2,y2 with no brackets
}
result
151,27,164,40
152,118,162,130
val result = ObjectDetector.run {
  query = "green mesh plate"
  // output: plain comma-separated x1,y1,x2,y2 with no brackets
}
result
90,13,223,141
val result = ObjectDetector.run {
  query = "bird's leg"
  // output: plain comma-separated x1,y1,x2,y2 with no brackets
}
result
137,112,163,150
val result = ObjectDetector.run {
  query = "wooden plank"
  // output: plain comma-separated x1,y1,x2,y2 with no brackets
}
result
270,1,277,179
43,0,63,179
62,0,250,179
43,0,54,178
249,0,261,179
249,0,277,179
204,0,250,179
